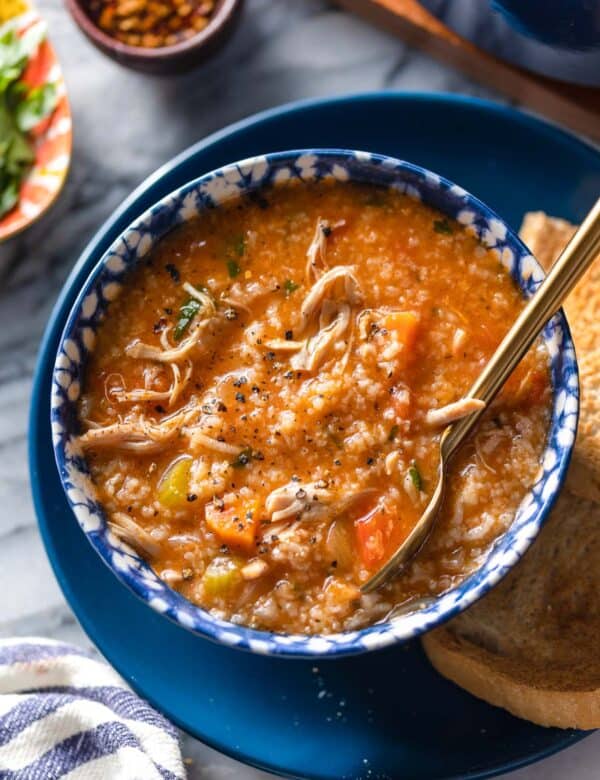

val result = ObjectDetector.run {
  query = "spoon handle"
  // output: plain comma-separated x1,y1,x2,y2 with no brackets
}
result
443,197,600,460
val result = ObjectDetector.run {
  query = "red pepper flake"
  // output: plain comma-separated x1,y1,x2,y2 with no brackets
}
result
88,0,216,48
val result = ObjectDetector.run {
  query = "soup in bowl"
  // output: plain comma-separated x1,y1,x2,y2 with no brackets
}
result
52,151,577,656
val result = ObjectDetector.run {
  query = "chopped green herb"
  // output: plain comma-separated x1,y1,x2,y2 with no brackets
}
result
233,234,245,256
227,260,241,278
231,446,253,469
174,298,201,341
433,219,453,235
284,279,299,296
388,424,399,442
0,22,58,219
408,461,423,492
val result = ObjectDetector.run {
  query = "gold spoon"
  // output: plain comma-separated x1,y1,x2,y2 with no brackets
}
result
362,197,600,594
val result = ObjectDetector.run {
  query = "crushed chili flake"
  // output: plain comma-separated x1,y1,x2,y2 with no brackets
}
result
164,263,180,282
87,0,216,48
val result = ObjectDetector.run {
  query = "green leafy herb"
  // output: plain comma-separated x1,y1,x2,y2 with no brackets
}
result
408,461,422,492
231,446,253,469
388,424,399,442
15,82,56,131
227,260,241,278
0,22,58,219
433,219,453,235
284,279,299,296
233,234,245,257
174,298,201,341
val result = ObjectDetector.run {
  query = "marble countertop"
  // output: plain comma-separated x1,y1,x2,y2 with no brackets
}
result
1,1,598,777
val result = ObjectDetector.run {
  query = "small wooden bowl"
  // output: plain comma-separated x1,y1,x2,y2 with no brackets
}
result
64,0,243,75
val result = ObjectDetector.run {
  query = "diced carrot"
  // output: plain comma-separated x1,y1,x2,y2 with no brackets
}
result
354,502,394,568
381,311,419,351
205,499,259,551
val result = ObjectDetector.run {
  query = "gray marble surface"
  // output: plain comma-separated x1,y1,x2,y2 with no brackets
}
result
1,1,598,777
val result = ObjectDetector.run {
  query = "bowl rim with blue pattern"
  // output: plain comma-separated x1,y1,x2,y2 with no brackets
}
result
50,149,579,658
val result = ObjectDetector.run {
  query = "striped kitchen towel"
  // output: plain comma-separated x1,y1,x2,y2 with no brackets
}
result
0,637,185,779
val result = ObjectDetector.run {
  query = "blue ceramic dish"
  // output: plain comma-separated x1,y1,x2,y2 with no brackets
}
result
421,0,600,86
51,149,578,658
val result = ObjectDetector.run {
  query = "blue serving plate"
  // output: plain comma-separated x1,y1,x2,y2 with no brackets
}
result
30,93,600,780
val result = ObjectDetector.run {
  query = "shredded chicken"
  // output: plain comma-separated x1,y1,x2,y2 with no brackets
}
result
126,318,211,363
305,218,330,281
291,301,351,372
265,264,361,373
219,297,251,316
185,429,243,456
299,265,362,332
103,372,125,404
337,319,355,376
304,217,346,282
263,338,305,352
265,482,376,525
265,481,335,523
426,397,486,428
78,405,197,453
182,282,217,317
109,512,160,558
357,308,387,341
112,361,193,407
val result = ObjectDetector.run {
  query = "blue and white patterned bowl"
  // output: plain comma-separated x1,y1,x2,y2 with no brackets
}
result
51,150,578,658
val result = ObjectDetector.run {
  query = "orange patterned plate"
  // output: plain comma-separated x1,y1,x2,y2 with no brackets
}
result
0,1,72,242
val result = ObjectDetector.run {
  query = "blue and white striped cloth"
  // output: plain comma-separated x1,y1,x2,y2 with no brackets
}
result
0,637,185,779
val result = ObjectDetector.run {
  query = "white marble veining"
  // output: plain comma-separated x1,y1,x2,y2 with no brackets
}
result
0,1,598,777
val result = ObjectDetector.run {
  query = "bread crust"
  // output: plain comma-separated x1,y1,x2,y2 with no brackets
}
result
419,211,600,730
422,629,600,730
519,211,600,503
420,490,600,729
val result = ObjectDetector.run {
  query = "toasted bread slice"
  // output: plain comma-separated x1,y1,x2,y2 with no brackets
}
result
422,491,600,729
520,211,600,502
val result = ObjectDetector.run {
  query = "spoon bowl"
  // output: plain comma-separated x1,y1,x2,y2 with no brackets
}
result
363,196,600,593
